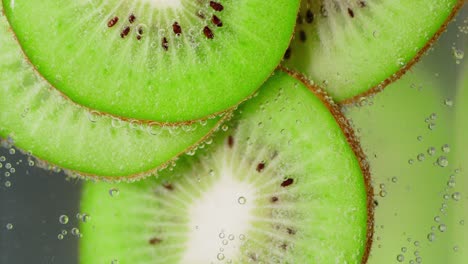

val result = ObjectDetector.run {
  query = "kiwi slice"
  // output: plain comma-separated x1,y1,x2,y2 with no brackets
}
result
79,70,373,263
0,11,229,180
2,0,300,123
283,0,464,103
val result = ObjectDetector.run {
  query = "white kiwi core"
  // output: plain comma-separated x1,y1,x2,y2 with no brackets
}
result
181,168,257,263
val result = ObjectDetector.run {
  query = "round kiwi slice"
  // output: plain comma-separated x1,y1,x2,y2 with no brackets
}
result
0,12,229,180
283,0,464,103
79,70,373,263
2,0,300,123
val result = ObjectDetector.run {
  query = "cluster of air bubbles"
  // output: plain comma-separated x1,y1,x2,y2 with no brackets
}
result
378,183,387,197
56,213,89,239
0,151,19,188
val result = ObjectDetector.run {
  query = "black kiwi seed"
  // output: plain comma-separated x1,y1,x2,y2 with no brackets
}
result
172,22,182,35
203,26,214,39
211,15,223,27
305,9,314,23
256,162,266,172
281,178,294,187
209,1,224,12
128,14,136,23
227,135,234,148
107,16,119,28
347,8,355,18
162,37,169,51
120,26,130,38
148,237,162,245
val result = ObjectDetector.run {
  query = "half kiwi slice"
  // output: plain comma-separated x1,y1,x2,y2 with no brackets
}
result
283,0,464,103
79,70,373,263
2,0,300,123
0,12,229,180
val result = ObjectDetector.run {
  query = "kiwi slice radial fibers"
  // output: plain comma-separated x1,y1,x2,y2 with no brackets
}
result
0,11,229,180
283,0,464,103
2,0,300,123
79,70,373,263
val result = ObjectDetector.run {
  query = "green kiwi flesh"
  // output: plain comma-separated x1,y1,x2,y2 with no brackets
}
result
0,11,228,180
283,0,463,103
79,70,373,263
2,0,300,123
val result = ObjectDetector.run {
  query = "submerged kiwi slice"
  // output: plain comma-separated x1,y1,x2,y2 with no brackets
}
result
283,0,463,103
79,70,373,263
2,0,300,122
0,12,229,180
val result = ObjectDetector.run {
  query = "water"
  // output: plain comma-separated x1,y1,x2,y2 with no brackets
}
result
0,6,466,264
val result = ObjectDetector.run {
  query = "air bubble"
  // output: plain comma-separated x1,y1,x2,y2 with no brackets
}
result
228,234,235,240
452,192,460,201
86,111,100,123
437,156,448,167
109,188,120,197
4,181,11,187
5,223,13,230
59,215,69,224
391,177,398,183
397,254,405,262
222,239,228,245
217,253,225,260
417,153,425,161
81,214,91,223
438,224,447,232
239,234,245,240
444,98,453,107
427,232,435,242
441,144,450,153
71,227,80,236
427,147,436,156
58,234,64,240
8,148,15,155
452,47,464,60
221,125,228,131
237,196,246,204
111,259,119,264
111,118,124,128
219,232,225,239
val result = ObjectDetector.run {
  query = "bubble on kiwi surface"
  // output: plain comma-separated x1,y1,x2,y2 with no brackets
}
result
3,0,301,122
283,0,464,103
79,70,373,263
0,9,229,180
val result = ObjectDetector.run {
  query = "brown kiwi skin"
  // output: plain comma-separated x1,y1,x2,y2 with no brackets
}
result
339,0,465,107
0,109,234,183
279,66,374,264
